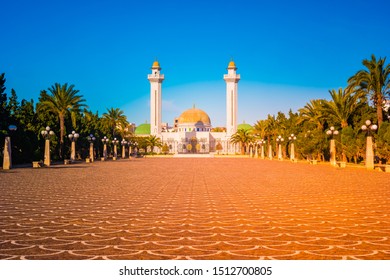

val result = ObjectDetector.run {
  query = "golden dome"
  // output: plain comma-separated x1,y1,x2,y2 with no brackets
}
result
152,60,161,69
178,107,211,125
228,60,237,69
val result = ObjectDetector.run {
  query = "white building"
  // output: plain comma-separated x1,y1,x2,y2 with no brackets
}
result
136,60,243,154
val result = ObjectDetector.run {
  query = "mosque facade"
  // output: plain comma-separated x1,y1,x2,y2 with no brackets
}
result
135,60,242,155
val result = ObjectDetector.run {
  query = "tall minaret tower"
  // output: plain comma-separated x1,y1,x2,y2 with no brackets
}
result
224,60,240,136
148,60,164,136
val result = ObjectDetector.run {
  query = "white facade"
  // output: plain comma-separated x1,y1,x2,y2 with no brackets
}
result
148,61,164,136
147,60,240,154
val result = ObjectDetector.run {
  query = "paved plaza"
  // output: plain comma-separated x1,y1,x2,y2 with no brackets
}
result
0,158,389,260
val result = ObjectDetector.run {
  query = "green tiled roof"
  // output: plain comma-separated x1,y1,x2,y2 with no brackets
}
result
237,123,253,131
135,123,150,135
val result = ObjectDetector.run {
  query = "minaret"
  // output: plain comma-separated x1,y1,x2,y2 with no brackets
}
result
224,60,240,136
148,60,164,136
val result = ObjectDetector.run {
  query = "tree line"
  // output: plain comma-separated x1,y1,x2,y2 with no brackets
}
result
0,77,162,164
231,54,390,163
1,54,389,165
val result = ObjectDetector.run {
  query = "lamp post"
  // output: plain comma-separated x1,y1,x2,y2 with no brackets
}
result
112,138,119,160
134,142,138,157
361,120,378,170
87,134,96,162
41,126,55,166
288,134,297,161
68,131,79,162
121,139,127,159
276,135,284,160
254,142,259,158
102,136,109,160
326,126,339,166
259,139,265,159
2,125,17,170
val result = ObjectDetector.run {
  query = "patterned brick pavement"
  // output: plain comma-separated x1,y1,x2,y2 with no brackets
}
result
0,158,389,260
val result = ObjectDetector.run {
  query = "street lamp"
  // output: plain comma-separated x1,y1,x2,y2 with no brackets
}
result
68,131,79,162
121,139,127,159
87,134,96,162
2,125,17,170
101,136,109,160
288,134,297,161
134,141,138,157
112,138,119,160
276,135,284,160
41,126,55,166
326,126,339,166
361,120,378,169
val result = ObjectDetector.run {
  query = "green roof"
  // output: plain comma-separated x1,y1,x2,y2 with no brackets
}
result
135,123,151,135
237,123,253,131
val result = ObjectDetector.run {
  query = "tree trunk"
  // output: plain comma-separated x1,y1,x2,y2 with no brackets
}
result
377,102,383,127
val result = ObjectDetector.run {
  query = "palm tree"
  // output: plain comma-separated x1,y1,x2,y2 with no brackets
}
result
298,99,327,130
253,119,268,139
230,128,254,155
322,88,366,128
102,108,129,137
38,83,86,159
145,135,162,154
348,54,390,127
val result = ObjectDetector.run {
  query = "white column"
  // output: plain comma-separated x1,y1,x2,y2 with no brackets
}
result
224,61,240,137
89,143,94,162
330,139,336,166
268,144,273,160
278,144,283,160
290,143,295,161
70,141,76,161
44,139,50,166
2,137,11,170
148,61,164,136
366,136,374,169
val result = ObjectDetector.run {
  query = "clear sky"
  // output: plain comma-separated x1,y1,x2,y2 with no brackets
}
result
1,0,389,127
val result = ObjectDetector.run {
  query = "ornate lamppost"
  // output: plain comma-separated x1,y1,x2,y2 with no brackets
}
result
361,120,378,170
259,139,266,159
68,131,79,162
134,141,138,157
326,126,339,166
41,126,55,166
276,135,284,160
121,139,127,159
288,134,297,161
112,138,119,160
2,125,17,170
87,134,96,162
102,136,109,160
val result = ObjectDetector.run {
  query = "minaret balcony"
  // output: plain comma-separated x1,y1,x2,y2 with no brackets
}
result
223,74,240,81
148,74,165,81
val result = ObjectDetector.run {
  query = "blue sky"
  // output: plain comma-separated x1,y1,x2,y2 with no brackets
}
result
1,0,389,127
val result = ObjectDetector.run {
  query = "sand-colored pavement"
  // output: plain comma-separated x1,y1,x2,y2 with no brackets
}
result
0,158,389,260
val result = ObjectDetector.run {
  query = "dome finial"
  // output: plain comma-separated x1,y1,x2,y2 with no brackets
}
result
228,59,237,69
152,59,161,69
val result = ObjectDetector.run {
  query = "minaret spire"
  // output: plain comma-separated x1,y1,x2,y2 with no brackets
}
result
148,60,164,136
224,60,240,137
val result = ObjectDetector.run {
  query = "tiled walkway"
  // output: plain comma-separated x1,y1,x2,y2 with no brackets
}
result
0,158,389,259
